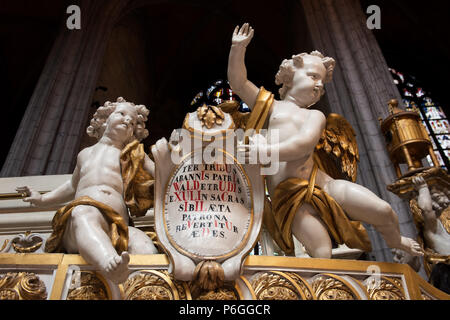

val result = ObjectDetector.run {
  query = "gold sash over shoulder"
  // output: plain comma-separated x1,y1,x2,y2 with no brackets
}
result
244,87,273,134
121,140,154,217
45,140,154,254
246,87,371,255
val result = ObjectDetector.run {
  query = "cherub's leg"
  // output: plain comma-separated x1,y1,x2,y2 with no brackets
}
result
291,203,333,258
323,180,423,256
127,226,158,254
62,205,130,283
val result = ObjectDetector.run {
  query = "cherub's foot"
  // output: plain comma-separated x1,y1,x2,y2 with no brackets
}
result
104,251,130,284
399,237,424,257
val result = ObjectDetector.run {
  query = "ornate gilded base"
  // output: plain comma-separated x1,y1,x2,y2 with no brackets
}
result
0,253,448,300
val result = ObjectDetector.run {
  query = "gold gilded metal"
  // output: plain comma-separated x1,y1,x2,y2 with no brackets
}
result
197,104,225,129
194,285,239,300
0,239,9,252
314,113,360,183
250,271,305,300
310,273,360,300
421,291,433,300
244,87,273,142
11,232,43,253
1,253,450,300
162,270,192,300
380,99,438,178
182,112,236,142
387,167,449,199
123,270,179,300
0,191,49,201
365,276,406,300
218,100,250,129
284,272,316,300
0,272,47,300
66,271,111,300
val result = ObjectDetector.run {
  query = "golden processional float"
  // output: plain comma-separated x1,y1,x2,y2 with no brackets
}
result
0,95,448,301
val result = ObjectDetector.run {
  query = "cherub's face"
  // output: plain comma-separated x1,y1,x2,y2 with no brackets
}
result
105,103,137,140
287,55,327,108
431,187,450,210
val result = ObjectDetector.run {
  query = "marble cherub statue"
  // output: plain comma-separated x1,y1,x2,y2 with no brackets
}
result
228,23,423,258
412,176,450,257
17,98,158,284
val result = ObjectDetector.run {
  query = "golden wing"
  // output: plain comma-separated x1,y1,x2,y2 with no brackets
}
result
217,100,250,129
314,113,359,182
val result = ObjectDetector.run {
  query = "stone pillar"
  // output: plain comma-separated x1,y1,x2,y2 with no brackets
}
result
1,0,131,177
301,0,418,262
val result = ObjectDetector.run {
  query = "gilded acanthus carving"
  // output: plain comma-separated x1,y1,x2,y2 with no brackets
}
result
66,271,109,300
310,274,358,300
250,272,303,300
364,276,405,300
197,104,225,129
285,272,315,300
0,272,47,300
195,286,238,300
162,271,191,300
122,269,241,300
123,270,178,300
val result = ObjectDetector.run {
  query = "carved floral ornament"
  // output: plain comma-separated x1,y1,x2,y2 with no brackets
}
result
121,270,240,300
0,272,47,300
62,269,407,300
67,271,110,300
0,232,44,253
197,104,225,129
363,276,406,300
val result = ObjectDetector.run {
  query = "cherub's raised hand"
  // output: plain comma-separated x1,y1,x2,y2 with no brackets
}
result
16,186,43,206
232,23,254,48
412,176,428,190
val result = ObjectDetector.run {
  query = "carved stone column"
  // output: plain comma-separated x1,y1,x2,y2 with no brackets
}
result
0,0,132,177
301,0,418,261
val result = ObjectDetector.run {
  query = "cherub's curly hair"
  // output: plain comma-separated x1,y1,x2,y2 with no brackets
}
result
86,97,150,141
275,50,336,99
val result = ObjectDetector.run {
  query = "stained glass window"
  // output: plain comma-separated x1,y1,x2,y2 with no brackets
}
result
389,68,450,170
190,79,249,112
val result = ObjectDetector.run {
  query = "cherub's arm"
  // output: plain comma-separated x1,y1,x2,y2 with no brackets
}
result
413,176,437,232
17,161,80,207
143,153,155,178
227,23,259,109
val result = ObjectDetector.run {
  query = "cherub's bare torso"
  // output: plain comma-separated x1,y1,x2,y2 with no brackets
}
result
76,142,128,222
265,100,332,196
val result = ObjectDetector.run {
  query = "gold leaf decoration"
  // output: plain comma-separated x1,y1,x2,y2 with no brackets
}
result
314,113,359,183
251,272,302,300
67,271,109,300
0,272,47,300
310,274,358,300
195,286,238,300
197,104,225,129
284,272,316,300
123,270,178,300
365,276,405,300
